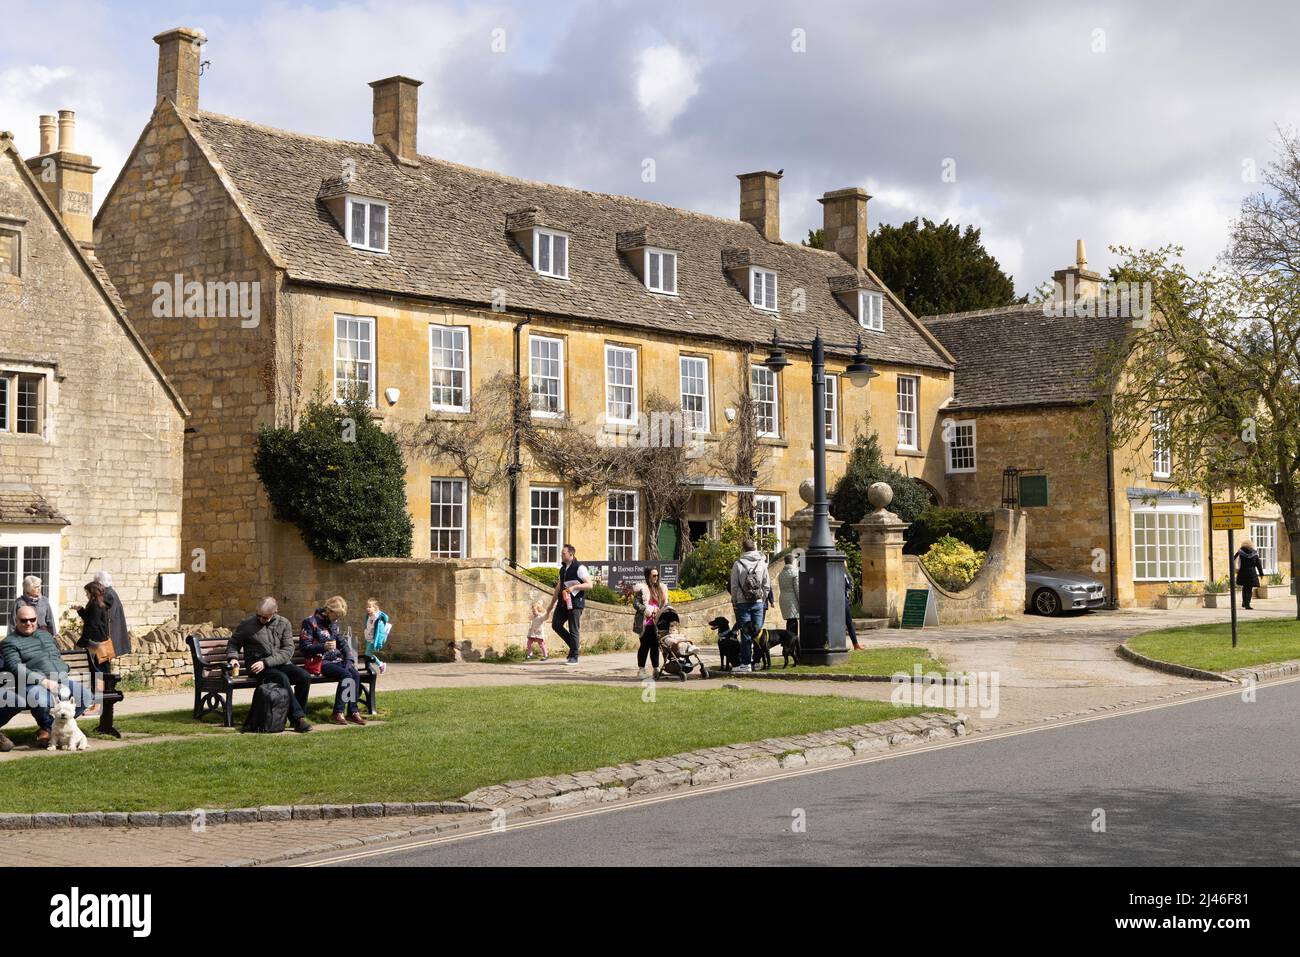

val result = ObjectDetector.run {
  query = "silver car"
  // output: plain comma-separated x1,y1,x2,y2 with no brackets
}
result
1025,557,1107,615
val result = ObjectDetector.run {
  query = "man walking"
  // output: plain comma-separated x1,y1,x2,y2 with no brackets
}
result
227,597,312,732
546,544,592,665
729,537,770,674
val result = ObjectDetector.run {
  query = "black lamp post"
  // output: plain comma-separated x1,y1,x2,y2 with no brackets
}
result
763,330,877,665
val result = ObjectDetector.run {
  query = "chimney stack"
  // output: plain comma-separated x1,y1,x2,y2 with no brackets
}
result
369,76,422,166
38,115,55,154
737,170,782,243
818,187,871,273
1053,238,1103,302
25,110,98,246
154,27,206,117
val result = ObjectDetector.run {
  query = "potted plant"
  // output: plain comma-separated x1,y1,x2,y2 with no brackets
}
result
1202,576,1230,609
1254,572,1285,600
1156,581,1202,610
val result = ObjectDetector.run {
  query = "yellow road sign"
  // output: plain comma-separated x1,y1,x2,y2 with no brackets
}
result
1212,501,1245,530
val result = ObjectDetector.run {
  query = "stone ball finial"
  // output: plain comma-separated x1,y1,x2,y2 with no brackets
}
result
798,479,815,505
867,481,893,510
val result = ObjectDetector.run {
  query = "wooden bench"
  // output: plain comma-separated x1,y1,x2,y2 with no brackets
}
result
60,648,125,738
187,635,378,727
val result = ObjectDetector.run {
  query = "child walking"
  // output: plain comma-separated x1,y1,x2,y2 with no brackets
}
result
525,600,549,661
363,597,390,675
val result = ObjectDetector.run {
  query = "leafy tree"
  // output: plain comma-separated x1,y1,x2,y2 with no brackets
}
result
870,218,1018,316
921,536,986,591
1098,242,1300,619
254,391,414,562
907,506,993,555
830,432,933,533
804,228,825,249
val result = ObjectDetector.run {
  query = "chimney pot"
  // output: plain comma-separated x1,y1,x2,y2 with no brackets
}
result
154,27,206,116
38,115,56,154
737,170,782,243
369,76,422,166
56,110,75,152
818,187,871,273
1053,238,1102,302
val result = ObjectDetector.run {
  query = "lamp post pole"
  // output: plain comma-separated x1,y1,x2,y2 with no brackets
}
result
762,329,874,665
801,331,850,665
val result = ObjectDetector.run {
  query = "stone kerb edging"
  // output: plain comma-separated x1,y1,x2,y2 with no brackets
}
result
0,713,966,830
1115,643,1235,683
724,670,966,684
1221,659,1300,684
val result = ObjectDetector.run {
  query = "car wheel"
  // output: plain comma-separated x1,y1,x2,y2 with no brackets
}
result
1033,588,1062,616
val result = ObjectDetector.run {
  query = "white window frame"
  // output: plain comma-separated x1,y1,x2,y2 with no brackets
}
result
751,364,780,438
645,247,678,295
0,376,7,433
429,478,468,558
1250,521,1278,575
1131,505,1204,582
754,494,782,552
1151,409,1171,479
823,373,839,445
529,486,565,565
859,291,884,331
604,344,638,424
534,229,570,279
607,490,639,561
0,530,60,638
897,375,919,450
345,196,388,252
679,355,710,433
946,419,977,474
333,315,377,405
749,267,778,312
429,325,470,412
528,334,565,417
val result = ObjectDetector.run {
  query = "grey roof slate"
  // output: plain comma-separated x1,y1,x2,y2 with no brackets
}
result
0,485,69,526
192,111,952,369
922,302,1132,410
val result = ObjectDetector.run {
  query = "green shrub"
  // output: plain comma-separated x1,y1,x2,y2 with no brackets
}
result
680,518,770,591
253,393,413,562
686,583,722,601
830,432,932,531
837,533,862,604
1164,582,1198,596
590,582,622,604
1267,572,1285,585
582,632,632,655
485,643,526,662
920,535,986,591
524,566,559,587
524,566,622,605
906,506,993,555
1204,577,1230,594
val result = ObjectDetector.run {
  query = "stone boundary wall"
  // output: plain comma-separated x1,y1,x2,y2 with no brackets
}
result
902,508,1027,625
54,621,229,689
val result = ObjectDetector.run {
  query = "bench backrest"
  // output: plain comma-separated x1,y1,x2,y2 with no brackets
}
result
58,648,103,695
187,634,356,676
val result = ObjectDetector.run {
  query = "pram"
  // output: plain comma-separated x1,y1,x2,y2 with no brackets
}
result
654,607,710,681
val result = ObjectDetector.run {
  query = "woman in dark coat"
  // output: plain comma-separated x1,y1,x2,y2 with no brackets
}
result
1235,539,1265,610
74,581,112,698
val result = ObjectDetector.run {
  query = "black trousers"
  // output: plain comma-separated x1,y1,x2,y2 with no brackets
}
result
637,624,660,669
258,662,311,720
552,605,582,658
1241,584,1255,608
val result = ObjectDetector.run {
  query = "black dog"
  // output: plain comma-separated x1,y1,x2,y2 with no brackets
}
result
708,617,799,670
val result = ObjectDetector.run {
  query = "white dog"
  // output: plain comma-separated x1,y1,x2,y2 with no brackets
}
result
48,697,88,752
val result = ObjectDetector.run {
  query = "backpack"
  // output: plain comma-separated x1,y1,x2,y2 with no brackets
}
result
241,681,291,733
738,561,766,603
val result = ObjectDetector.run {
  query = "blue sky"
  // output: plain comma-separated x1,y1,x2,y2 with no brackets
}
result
3,0,1297,295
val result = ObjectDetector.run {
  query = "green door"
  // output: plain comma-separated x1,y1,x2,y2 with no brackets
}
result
656,520,680,560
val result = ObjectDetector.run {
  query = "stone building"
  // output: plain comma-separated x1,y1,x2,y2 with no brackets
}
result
94,27,960,628
0,116,187,636
923,244,1292,607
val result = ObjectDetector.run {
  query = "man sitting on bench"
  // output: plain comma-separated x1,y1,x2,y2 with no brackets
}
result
1,607,96,747
227,597,312,733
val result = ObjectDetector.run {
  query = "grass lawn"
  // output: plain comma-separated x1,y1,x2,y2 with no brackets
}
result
0,685,936,813
737,646,947,677
1127,617,1300,672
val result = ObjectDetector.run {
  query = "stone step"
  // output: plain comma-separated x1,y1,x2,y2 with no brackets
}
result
854,618,890,630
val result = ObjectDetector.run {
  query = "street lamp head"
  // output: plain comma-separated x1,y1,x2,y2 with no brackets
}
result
763,330,791,372
845,335,878,387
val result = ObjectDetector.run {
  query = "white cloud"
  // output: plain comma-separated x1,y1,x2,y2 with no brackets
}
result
634,44,701,135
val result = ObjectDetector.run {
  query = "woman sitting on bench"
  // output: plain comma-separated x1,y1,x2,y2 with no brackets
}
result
300,596,366,726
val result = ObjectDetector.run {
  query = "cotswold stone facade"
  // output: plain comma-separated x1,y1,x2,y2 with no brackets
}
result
95,26,959,629
0,125,186,634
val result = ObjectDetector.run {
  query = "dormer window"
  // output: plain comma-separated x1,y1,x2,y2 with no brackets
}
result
859,291,884,331
750,267,778,311
535,229,569,279
346,196,388,252
645,248,677,294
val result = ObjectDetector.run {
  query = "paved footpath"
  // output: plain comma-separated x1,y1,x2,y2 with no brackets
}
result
0,598,1294,865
